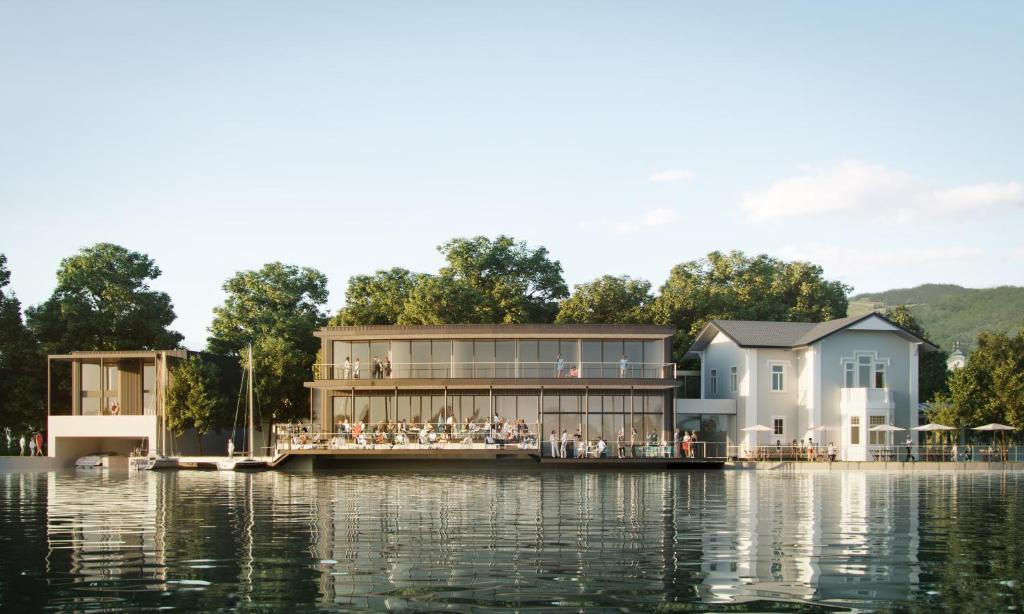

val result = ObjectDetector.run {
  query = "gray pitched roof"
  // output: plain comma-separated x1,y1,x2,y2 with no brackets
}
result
687,313,937,353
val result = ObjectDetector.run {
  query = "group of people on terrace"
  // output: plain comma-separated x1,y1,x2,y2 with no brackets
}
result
292,414,538,449
338,356,392,379
762,438,838,462
553,353,633,378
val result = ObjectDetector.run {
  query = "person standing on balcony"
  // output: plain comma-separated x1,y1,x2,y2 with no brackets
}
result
353,358,360,379
549,431,557,457
384,357,392,379
343,357,351,379
559,429,568,458
620,354,629,378
555,354,565,378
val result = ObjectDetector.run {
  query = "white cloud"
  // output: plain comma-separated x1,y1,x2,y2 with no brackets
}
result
649,169,695,183
612,208,680,235
1009,247,1024,261
741,160,1023,222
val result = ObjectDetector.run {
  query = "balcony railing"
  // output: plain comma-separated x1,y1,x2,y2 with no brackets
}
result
312,361,677,381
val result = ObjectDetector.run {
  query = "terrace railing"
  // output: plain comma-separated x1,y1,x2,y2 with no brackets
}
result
312,361,676,381
275,422,540,452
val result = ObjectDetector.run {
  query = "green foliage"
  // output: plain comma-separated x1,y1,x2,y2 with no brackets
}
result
165,356,228,454
330,268,421,325
206,262,328,422
652,251,851,361
555,275,654,324
933,331,1024,430
0,254,44,431
884,305,949,402
436,235,569,323
398,274,488,324
26,243,183,354
850,284,1024,353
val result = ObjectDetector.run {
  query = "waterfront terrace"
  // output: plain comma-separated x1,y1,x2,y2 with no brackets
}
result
302,324,682,460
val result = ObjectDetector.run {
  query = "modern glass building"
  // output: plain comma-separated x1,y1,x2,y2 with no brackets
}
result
305,324,680,448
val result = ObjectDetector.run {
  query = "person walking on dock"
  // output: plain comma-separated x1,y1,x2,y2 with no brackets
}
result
549,431,557,457
904,436,914,462
19,434,26,456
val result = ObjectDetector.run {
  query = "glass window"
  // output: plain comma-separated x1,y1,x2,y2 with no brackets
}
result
858,355,872,389
518,394,539,427
391,341,411,378
81,363,102,391
560,340,579,375
644,340,664,370
143,364,155,390
474,340,495,378
850,416,861,445
844,362,855,388
624,341,643,375
410,341,430,378
647,394,664,416
773,417,784,436
518,340,539,378
351,343,370,378
453,340,473,378
81,396,101,415
874,363,886,389
143,393,154,415
729,366,737,393
710,369,718,395
333,395,352,426
105,365,119,391
395,394,410,423
370,341,389,369
473,394,490,421
495,341,515,377
333,341,352,375
771,364,784,391
869,415,886,445
539,341,559,377
587,411,602,445
431,340,451,378
581,341,602,378
603,340,624,378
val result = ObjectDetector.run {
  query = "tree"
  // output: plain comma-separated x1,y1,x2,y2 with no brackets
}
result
398,274,488,324
437,236,569,323
0,254,44,433
652,250,851,362
935,331,1024,431
330,268,421,326
26,243,183,354
884,305,949,402
555,275,654,324
207,262,328,422
165,356,227,455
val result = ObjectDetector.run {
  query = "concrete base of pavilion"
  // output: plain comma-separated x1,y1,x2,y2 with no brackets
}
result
271,448,725,472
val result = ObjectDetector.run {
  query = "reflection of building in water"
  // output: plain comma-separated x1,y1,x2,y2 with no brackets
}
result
45,472,166,582
700,472,922,606
303,471,717,609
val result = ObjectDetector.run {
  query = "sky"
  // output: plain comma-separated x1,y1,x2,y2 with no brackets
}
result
1,1,1022,349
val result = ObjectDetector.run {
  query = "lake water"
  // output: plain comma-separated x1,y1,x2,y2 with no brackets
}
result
0,468,1021,612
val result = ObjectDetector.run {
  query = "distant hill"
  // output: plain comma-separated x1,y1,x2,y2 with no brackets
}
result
848,284,1024,352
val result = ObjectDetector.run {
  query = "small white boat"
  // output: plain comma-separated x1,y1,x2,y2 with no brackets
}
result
147,457,180,470
76,452,130,470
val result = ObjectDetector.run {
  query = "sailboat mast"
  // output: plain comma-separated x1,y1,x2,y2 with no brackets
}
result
248,344,255,457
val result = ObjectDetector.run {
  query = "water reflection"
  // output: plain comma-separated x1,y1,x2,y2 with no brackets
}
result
0,469,1020,611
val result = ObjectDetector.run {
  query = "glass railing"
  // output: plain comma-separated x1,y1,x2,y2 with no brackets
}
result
312,361,676,381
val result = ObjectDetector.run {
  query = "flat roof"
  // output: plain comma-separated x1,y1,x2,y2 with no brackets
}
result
48,350,189,361
316,323,676,340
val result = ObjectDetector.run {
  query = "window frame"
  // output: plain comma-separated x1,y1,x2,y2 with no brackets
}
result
729,366,738,393
769,362,786,392
709,369,718,396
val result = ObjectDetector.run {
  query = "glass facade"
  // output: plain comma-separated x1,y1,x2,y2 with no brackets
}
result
327,389,670,443
327,338,670,380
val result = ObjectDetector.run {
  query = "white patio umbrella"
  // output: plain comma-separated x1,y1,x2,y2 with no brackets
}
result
741,424,774,450
972,423,1016,452
912,422,957,446
870,424,905,447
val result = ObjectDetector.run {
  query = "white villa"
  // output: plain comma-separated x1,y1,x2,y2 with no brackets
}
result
676,313,937,461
